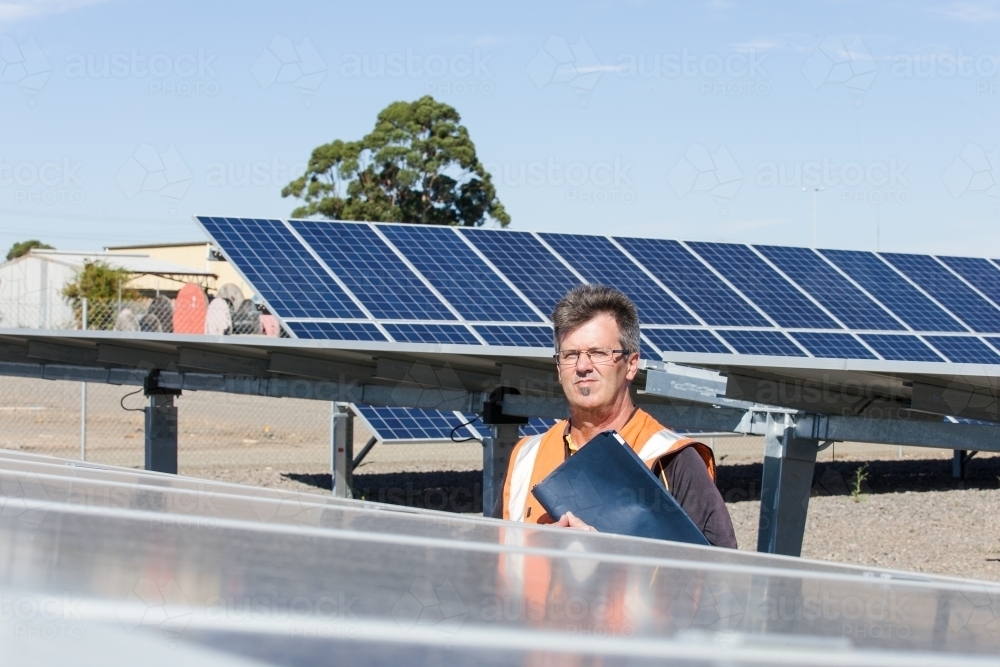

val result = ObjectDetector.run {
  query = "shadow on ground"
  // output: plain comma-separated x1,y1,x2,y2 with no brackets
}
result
716,456,1000,503
285,456,1000,514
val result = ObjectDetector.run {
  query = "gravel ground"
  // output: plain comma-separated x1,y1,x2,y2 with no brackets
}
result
189,438,1000,582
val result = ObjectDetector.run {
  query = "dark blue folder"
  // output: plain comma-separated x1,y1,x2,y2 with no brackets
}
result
531,430,710,545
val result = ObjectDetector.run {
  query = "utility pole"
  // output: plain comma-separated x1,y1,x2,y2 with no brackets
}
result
803,187,825,248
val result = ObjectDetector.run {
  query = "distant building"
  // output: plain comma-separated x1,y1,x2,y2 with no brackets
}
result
0,250,215,329
104,241,253,297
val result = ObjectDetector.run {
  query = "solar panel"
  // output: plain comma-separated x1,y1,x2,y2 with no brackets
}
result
755,245,904,331
520,417,559,436
197,217,365,319
923,336,1000,364
461,229,581,316
382,323,480,345
195,218,1000,367
614,237,769,327
687,242,839,329
858,334,944,362
285,321,388,341
643,328,731,354
820,250,966,332
639,337,662,360
790,332,878,360
880,253,1000,333
539,233,698,325
289,220,455,321
474,324,553,347
354,405,478,441
717,329,807,356
937,256,1000,306
379,225,542,322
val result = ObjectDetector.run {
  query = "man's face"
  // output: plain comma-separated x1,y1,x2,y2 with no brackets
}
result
556,313,639,412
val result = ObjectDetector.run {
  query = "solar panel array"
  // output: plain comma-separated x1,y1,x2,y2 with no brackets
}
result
197,217,1000,365
353,404,557,442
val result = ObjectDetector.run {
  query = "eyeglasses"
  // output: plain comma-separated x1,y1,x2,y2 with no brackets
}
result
553,348,630,366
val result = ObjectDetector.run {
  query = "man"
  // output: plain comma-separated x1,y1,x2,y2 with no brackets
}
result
497,284,737,548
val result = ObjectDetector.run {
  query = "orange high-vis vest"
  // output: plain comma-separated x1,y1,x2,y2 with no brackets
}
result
501,408,716,523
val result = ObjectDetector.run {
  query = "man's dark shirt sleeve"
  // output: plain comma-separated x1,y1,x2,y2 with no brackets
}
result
663,447,737,549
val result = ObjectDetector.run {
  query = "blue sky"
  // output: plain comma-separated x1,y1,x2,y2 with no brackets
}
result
1,0,999,257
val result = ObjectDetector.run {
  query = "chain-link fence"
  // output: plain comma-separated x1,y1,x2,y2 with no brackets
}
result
0,376,482,490
0,293,282,336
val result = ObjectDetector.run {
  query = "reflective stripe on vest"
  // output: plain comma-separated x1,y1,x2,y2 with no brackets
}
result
637,429,685,463
507,434,544,522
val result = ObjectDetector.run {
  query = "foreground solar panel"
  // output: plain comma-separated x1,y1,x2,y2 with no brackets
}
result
195,217,1000,366
2,450,999,666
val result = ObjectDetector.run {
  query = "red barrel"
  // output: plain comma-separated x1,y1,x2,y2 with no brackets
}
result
173,283,208,334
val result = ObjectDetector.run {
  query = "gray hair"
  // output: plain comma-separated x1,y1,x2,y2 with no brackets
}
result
552,284,641,354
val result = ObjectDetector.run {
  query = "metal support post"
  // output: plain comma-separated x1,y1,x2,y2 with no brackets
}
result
952,450,976,479
80,382,87,461
484,424,520,517
757,414,819,557
144,394,178,474
331,402,354,498
352,436,378,469
80,298,87,461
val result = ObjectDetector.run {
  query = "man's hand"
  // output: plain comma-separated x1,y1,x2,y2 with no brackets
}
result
555,511,597,532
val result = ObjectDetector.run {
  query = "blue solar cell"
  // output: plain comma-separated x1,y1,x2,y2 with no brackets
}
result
716,330,807,356
639,337,661,360
461,229,581,316
379,225,541,323
881,253,1000,333
687,242,839,329
520,418,559,436
642,328,730,354
198,217,364,319
755,245,904,331
790,332,878,360
614,237,769,327
924,336,1000,364
858,334,944,362
355,405,477,441
289,220,455,321
539,233,697,325
820,250,965,332
285,321,388,341
383,323,481,345
937,256,1000,307
474,325,553,347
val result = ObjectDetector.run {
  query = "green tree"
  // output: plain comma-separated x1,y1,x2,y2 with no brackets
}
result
6,239,53,261
62,261,138,330
282,96,509,227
